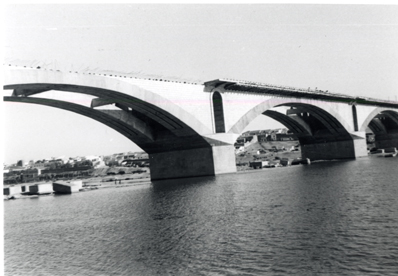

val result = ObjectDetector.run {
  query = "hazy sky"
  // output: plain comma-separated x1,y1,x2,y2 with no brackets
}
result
3,4,398,164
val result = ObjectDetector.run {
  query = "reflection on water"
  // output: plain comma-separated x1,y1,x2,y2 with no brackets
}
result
4,157,398,275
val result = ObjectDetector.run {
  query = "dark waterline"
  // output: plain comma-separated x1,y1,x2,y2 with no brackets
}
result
4,157,398,275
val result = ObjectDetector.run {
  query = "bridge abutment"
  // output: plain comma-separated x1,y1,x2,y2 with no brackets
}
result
149,145,236,181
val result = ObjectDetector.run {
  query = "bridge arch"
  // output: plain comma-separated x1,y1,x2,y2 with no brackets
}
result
3,96,162,150
230,98,361,160
4,68,239,180
228,97,352,136
359,107,398,132
4,68,212,136
262,110,312,139
360,108,398,149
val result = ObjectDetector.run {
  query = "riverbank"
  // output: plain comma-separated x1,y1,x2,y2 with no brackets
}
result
5,147,397,200
4,171,151,201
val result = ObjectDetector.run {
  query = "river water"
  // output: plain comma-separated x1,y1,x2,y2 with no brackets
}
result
4,156,398,275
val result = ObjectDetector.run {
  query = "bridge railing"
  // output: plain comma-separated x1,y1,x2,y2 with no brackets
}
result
219,78,398,108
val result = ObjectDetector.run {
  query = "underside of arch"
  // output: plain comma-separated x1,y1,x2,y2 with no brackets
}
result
261,102,353,142
3,65,212,135
238,101,361,160
4,71,239,180
4,95,237,180
360,108,398,132
229,98,351,136
6,83,201,136
262,110,312,138
363,109,398,149
3,96,212,154
280,103,351,139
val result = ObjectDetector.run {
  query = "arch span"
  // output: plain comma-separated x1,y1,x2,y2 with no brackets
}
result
360,108,398,149
5,96,150,146
3,96,215,154
4,68,239,180
231,99,362,160
228,98,352,135
4,68,212,136
262,110,312,139
360,108,398,132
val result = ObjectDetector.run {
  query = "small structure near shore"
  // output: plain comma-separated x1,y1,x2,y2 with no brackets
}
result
369,147,397,157
53,180,82,194
280,158,292,166
3,186,22,196
249,161,269,169
384,147,397,154
29,183,53,195
248,160,280,169
291,158,311,165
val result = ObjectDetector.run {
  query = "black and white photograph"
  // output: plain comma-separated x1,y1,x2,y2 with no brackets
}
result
2,3,398,275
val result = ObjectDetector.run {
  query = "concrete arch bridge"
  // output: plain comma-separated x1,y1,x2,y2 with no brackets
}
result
4,66,398,180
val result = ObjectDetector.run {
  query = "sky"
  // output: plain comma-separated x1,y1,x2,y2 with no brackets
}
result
2,4,398,165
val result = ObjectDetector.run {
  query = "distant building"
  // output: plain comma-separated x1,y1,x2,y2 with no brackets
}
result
29,183,53,195
4,186,22,196
84,155,104,167
276,133,297,141
257,134,269,142
123,155,133,160
235,146,245,154
241,131,251,137
249,161,265,169
23,168,42,181
366,133,375,143
249,130,261,136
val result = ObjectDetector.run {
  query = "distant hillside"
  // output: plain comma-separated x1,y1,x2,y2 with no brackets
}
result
236,140,302,167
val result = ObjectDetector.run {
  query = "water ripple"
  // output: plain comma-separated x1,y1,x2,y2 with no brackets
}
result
4,158,398,275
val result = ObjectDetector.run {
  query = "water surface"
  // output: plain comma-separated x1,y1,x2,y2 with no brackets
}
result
4,157,398,275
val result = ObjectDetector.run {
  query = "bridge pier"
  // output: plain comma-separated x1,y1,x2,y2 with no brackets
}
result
352,135,369,158
300,132,368,160
374,132,398,149
149,145,236,181
301,140,356,160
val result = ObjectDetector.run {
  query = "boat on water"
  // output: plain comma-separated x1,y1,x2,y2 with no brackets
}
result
369,147,397,158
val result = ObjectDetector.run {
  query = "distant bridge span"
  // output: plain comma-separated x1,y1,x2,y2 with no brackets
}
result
4,66,398,180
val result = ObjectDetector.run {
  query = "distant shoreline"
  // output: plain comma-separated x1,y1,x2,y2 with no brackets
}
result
4,172,151,200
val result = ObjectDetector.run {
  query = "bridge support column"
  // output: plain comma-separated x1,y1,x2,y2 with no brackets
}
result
301,140,356,160
374,133,398,149
351,132,368,158
149,145,236,181
301,133,368,161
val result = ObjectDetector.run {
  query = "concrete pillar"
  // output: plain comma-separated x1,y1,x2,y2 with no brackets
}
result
300,131,369,161
149,145,236,180
351,131,369,158
374,133,398,149
212,145,237,175
301,140,356,160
